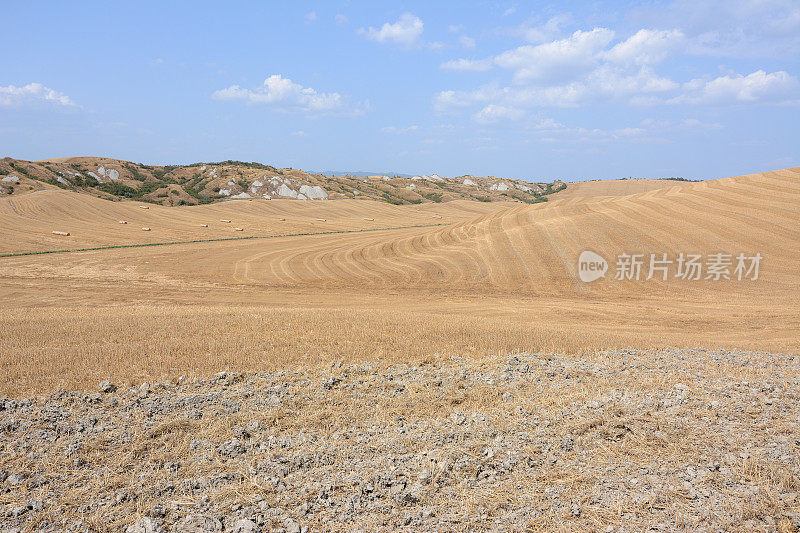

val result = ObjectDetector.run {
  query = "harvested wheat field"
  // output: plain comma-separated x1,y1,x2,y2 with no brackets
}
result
547,178,684,200
1,167,799,531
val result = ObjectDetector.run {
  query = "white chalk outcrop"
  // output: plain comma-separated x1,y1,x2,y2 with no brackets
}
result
2,175,19,183
96,166,119,180
97,166,120,181
250,180,265,195
275,183,296,198
298,184,328,200
463,178,478,186
490,182,510,191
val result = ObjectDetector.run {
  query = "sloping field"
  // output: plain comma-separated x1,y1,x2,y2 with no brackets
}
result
549,177,686,199
219,168,795,297
0,191,497,254
0,168,798,393
16,167,786,297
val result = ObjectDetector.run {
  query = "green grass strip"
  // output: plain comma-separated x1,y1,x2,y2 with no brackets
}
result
0,223,447,259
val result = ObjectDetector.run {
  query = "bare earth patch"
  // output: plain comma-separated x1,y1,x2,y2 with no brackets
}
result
2,348,799,532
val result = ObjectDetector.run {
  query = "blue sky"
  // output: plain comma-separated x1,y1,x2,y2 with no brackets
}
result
1,1,798,180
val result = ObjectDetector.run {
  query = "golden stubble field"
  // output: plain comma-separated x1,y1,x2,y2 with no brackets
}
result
1,167,798,395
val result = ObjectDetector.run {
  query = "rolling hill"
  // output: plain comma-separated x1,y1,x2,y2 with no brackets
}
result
4,166,792,296
0,156,565,206
0,166,797,396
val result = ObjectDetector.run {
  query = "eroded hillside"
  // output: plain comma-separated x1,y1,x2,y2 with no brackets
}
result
0,157,566,206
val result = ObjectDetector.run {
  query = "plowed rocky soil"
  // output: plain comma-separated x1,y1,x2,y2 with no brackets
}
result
3,348,799,532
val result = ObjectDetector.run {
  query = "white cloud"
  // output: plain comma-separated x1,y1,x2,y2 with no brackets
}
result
459,35,476,49
603,29,685,65
213,75,363,115
359,13,423,47
440,58,493,72
586,65,679,95
436,64,679,111
335,14,348,25
669,70,800,105
641,117,723,130
473,104,525,123
0,83,77,107
521,15,572,44
494,28,616,83
680,118,722,129
291,130,307,137
433,88,486,113
634,0,800,57
503,7,517,17
305,11,317,23
448,24,465,33
381,125,419,134
437,18,799,119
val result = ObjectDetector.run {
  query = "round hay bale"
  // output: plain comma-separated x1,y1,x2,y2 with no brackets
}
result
52,231,70,236
141,227,151,231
